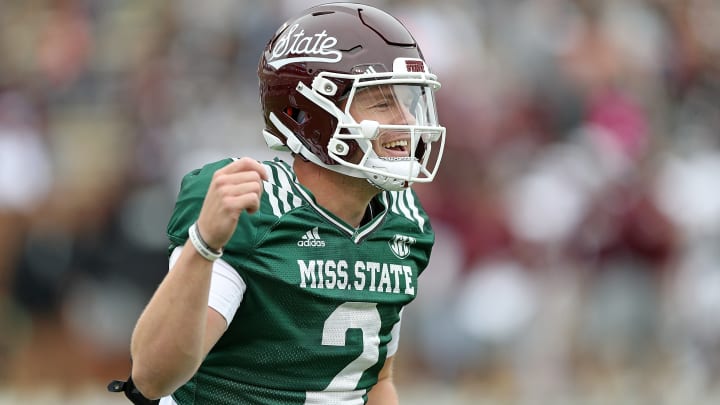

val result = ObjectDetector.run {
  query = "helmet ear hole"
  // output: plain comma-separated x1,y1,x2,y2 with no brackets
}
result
285,107,308,124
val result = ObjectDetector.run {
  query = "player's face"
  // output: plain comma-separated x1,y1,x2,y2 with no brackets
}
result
348,85,418,159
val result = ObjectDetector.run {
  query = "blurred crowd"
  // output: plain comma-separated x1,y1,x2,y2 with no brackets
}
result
0,0,719,403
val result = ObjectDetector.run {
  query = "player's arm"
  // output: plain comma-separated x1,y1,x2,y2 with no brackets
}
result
366,355,399,405
130,158,267,399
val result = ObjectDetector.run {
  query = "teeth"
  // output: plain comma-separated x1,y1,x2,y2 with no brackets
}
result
382,140,408,149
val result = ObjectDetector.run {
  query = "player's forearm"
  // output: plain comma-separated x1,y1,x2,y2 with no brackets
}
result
130,241,213,398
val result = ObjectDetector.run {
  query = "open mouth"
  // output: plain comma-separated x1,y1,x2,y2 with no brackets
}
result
381,139,409,156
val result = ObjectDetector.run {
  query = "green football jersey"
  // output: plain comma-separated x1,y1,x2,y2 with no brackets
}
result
166,157,435,405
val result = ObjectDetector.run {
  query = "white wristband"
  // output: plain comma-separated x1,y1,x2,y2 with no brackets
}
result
188,222,223,262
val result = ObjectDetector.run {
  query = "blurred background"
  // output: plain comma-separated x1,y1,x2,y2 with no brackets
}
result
0,0,719,403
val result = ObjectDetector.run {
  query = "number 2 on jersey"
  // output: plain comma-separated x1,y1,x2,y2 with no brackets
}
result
304,302,382,405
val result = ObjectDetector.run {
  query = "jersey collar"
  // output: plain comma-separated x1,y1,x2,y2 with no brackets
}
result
274,160,388,243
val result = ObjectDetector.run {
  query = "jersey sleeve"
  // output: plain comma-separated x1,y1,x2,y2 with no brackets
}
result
166,158,261,254
167,159,228,250
386,188,435,276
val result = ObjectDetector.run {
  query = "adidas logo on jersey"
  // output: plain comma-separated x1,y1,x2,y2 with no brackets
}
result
298,227,326,247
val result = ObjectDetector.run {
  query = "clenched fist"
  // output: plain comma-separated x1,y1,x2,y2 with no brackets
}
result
196,158,268,250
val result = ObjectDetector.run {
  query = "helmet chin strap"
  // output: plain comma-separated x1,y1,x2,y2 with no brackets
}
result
350,120,422,191
362,153,421,191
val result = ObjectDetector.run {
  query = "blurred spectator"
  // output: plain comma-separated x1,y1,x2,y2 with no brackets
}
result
0,88,53,382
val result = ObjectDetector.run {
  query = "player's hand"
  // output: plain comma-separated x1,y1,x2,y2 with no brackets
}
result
196,158,267,250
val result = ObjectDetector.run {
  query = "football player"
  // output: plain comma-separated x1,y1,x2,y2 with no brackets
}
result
112,3,446,404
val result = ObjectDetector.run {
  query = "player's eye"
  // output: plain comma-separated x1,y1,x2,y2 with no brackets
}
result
369,101,391,110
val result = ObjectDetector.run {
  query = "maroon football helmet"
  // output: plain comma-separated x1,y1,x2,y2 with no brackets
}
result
258,3,445,191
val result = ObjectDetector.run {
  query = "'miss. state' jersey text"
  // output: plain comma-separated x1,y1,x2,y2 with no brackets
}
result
298,259,416,296
165,157,434,405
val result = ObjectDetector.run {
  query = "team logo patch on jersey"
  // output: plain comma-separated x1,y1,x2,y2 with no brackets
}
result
298,227,326,247
389,234,416,259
